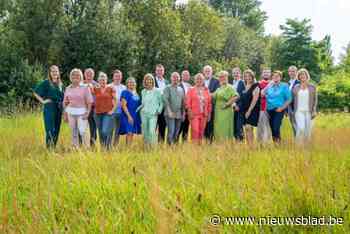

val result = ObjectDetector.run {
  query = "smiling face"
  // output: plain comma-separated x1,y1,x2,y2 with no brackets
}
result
232,68,241,80
71,70,82,86
298,71,308,83
127,79,136,90
171,73,180,85
144,76,154,89
50,66,60,83
272,73,282,84
181,70,190,82
203,66,213,79
288,66,297,79
84,69,95,83
262,69,271,80
244,72,254,85
98,74,107,87
219,74,228,86
155,66,165,78
194,74,204,87
113,71,122,84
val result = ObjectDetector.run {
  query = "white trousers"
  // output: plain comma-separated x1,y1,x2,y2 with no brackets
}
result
67,114,89,147
295,111,313,143
257,111,271,143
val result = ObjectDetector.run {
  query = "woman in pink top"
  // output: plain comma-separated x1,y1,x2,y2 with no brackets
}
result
186,73,212,144
63,68,93,147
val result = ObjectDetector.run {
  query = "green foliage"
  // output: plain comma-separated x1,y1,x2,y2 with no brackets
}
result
318,71,350,110
339,42,350,73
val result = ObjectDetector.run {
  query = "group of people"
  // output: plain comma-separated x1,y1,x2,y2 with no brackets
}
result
33,64,317,149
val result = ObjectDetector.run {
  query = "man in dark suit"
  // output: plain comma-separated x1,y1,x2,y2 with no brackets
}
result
154,64,169,142
287,65,300,136
231,67,245,141
178,70,192,142
203,65,220,142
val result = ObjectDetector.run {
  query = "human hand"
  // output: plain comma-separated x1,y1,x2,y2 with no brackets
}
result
128,116,134,125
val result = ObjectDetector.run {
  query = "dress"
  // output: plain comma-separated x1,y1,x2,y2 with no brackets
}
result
213,84,237,140
119,90,141,135
240,83,260,127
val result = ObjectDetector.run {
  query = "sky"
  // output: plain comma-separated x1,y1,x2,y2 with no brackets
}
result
177,0,350,63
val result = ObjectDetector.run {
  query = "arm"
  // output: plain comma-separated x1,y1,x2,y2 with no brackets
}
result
157,90,163,114
108,88,117,115
163,87,174,115
312,86,318,118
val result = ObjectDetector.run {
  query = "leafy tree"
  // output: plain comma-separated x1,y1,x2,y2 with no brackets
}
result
314,35,333,75
339,42,350,73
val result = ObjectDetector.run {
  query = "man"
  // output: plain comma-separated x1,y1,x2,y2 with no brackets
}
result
178,70,192,142
109,69,126,146
82,68,98,146
231,67,245,142
154,64,169,142
257,68,272,143
287,66,300,136
203,65,220,142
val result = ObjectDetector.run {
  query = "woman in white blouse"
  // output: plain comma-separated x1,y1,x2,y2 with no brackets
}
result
292,68,318,144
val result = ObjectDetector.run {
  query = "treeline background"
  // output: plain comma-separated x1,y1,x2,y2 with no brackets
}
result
0,0,349,111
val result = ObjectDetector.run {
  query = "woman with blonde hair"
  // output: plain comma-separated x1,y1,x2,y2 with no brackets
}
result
239,69,260,145
33,65,64,148
120,77,142,145
92,72,116,149
63,68,93,148
212,70,238,140
138,74,163,146
186,73,212,144
292,68,317,144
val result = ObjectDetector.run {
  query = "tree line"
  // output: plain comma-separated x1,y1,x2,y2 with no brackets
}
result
0,0,349,110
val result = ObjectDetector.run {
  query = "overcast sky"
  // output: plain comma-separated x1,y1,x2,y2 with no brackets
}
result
177,0,350,63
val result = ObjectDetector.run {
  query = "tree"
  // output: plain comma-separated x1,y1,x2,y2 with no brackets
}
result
339,42,350,73
314,35,333,75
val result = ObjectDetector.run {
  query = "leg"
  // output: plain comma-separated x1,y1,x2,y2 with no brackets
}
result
244,125,254,145
204,111,214,143
174,119,182,144
288,107,297,137
102,115,114,149
88,108,97,146
113,113,121,146
67,114,79,147
157,111,166,142
94,113,104,147
43,104,56,148
305,112,312,141
126,134,134,145
53,104,62,146
234,111,244,142
190,116,200,143
166,117,175,145
272,111,284,143
77,116,89,147
149,116,158,145
141,114,150,144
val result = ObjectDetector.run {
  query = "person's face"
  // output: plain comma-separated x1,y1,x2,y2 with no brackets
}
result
262,70,271,80
50,66,59,83
84,70,95,82
299,72,308,83
156,66,164,78
98,77,107,86
113,72,122,84
127,80,136,90
203,67,212,79
181,71,190,82
288,67,297,79
195,75,204,87
219,75,228,85
145,77,153,89
272,74,281,83
71,71,81,85
171,74,180,85
244,73,253,84
232,68,241,80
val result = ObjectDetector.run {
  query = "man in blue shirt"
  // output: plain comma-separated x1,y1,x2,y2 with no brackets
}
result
262,71,292,143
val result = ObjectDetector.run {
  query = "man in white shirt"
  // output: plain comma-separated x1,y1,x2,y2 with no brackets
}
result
287,66,300,136
154,64,169,142
178,70,192,141
109,69,126,146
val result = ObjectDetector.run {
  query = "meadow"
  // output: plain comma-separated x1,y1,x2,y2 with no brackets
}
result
0,112,349,233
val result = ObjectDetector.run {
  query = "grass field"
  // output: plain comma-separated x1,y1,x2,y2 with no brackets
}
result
0,112,350,233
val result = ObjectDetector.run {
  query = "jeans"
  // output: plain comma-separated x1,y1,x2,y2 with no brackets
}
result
43,102,62,148
165,117,182,145
67,114,89,147
88,107,97,146
141,114,158,145
267,109,284,142
178,114,190,142
295,111,312,143
94,113,114,149
234,111,244,141
112,113,121,145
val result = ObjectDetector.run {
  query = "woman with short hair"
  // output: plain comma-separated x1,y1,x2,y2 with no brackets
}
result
119,77,142,145
92,72,116,149
139,74,163,146
240,69,260,145
186,73,212,144
33,65,64,148
213,71,238,140
292,68,317,144
63,68,93,147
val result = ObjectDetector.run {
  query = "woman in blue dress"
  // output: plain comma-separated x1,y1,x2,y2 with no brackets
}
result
120,77,142,145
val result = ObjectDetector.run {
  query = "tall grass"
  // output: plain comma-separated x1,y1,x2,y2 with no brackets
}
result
0,113,349,233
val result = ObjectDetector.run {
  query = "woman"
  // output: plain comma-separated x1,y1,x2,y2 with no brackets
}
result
120,77,142,145
163,72,185,145
213,71,238,141
109,69,126,146
292,68,317,144
63,68,93,148
186,73,212,144
139,74,163,146
92,72,116,149
262,71,291,143
239,69,260,145
33,65,64,148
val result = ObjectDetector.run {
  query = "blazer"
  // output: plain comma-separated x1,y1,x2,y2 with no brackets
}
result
154,76,169,88
289,79,300,112
292,84,317,115
208,78,220,93
186,87,212,117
